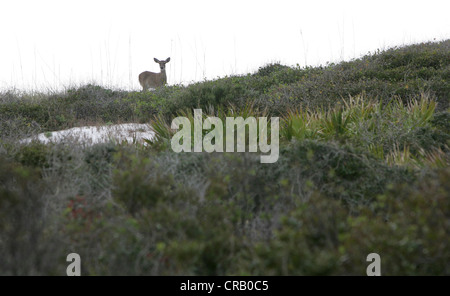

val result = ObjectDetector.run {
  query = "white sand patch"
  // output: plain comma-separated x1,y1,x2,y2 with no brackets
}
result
21,123,155,145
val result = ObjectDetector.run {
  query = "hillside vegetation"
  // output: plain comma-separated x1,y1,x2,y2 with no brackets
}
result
0,40,449,275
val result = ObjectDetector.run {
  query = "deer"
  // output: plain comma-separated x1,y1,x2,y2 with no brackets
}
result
138,57,171,91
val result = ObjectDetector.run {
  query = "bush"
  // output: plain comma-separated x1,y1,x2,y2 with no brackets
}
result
0,156,65,275
14,142,51,168
340,167,450,275
281,140,413,208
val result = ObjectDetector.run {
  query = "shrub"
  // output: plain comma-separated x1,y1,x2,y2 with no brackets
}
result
0,156,65,275
340,167,450,275
14,142,51,168
281,140,412,208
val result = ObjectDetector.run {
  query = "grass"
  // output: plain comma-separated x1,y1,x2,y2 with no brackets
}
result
0,40,449,275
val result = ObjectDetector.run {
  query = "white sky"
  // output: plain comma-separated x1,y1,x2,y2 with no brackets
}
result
1,0,449,91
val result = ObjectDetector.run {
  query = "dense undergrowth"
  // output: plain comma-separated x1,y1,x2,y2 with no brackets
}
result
0,40,449,275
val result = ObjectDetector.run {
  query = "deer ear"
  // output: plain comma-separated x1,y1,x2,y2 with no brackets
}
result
154,58,160,63
166,57,171,63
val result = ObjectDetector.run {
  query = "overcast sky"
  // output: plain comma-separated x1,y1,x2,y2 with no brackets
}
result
1,0,449,91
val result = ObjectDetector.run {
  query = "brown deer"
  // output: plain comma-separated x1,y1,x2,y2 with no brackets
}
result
138,57,170,91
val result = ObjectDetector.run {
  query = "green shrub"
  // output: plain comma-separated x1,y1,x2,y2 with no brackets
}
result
281,140,413,208
340,167,450,275
0,156,65,275
431,111,450,133
14,142,51,168
241,192,348,275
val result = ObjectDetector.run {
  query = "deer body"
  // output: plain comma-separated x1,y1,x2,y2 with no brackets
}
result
139,57,170,91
